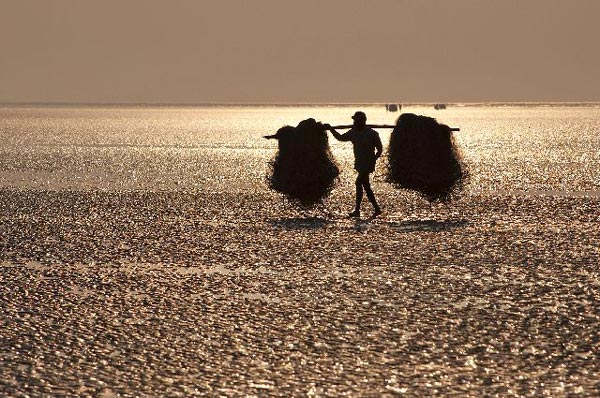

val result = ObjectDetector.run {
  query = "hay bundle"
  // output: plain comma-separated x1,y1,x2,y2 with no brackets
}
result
387,113,467,201
265,118,340,207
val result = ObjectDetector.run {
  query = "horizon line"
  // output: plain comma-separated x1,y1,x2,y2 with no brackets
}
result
2,101,600,108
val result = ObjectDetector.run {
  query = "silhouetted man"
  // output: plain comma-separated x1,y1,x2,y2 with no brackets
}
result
324,111,382,218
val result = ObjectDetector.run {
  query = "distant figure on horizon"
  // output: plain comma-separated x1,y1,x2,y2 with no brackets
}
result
324,111,382,218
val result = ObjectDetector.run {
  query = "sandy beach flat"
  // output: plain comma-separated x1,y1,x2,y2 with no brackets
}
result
1,188,599,397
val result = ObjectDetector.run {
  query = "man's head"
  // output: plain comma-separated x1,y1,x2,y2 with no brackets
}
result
352,111,367,128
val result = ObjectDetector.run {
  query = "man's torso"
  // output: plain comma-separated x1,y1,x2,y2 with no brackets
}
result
345,127,381,173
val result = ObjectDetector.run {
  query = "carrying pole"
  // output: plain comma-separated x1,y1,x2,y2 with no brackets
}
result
332,124,460,131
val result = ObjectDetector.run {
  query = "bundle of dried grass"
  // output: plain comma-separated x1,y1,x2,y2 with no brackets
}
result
265,118,340,207
386,113,467,201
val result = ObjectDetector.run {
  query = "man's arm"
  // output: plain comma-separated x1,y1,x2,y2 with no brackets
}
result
323,124,350,141
374,131,383,159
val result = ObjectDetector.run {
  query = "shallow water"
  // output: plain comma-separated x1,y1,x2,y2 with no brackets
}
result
1,105,599,396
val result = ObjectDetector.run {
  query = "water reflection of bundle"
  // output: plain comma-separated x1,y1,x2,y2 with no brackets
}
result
265,118,340,207
387,113,467,202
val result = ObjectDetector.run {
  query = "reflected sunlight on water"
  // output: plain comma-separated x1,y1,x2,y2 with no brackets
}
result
1,104,599,195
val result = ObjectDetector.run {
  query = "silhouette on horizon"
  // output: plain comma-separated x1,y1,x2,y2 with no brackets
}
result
325,111,382,218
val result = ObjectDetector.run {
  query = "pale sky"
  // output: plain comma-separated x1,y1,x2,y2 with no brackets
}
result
1,0,599,103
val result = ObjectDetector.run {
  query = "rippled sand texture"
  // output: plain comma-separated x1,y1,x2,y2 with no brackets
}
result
1,105,600,397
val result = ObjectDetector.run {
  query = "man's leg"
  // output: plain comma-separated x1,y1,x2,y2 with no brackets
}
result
349,174,364,217
362,173,382,215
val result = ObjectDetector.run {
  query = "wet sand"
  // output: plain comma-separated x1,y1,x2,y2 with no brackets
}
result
1,188,599,397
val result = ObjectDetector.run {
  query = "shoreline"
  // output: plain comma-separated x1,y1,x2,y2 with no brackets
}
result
2,101,600,108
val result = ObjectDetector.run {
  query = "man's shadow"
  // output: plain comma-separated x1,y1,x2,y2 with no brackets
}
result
269,216,467,232
383,219,468,232
350,216,467,232
269,216,332,230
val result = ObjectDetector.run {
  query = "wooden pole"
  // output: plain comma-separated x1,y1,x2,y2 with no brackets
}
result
332,124,460,131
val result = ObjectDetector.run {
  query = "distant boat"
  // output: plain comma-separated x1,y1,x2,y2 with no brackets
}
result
386,104,401,112
434,104,447,110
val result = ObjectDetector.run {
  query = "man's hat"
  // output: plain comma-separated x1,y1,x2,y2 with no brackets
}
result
352,111,367,122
